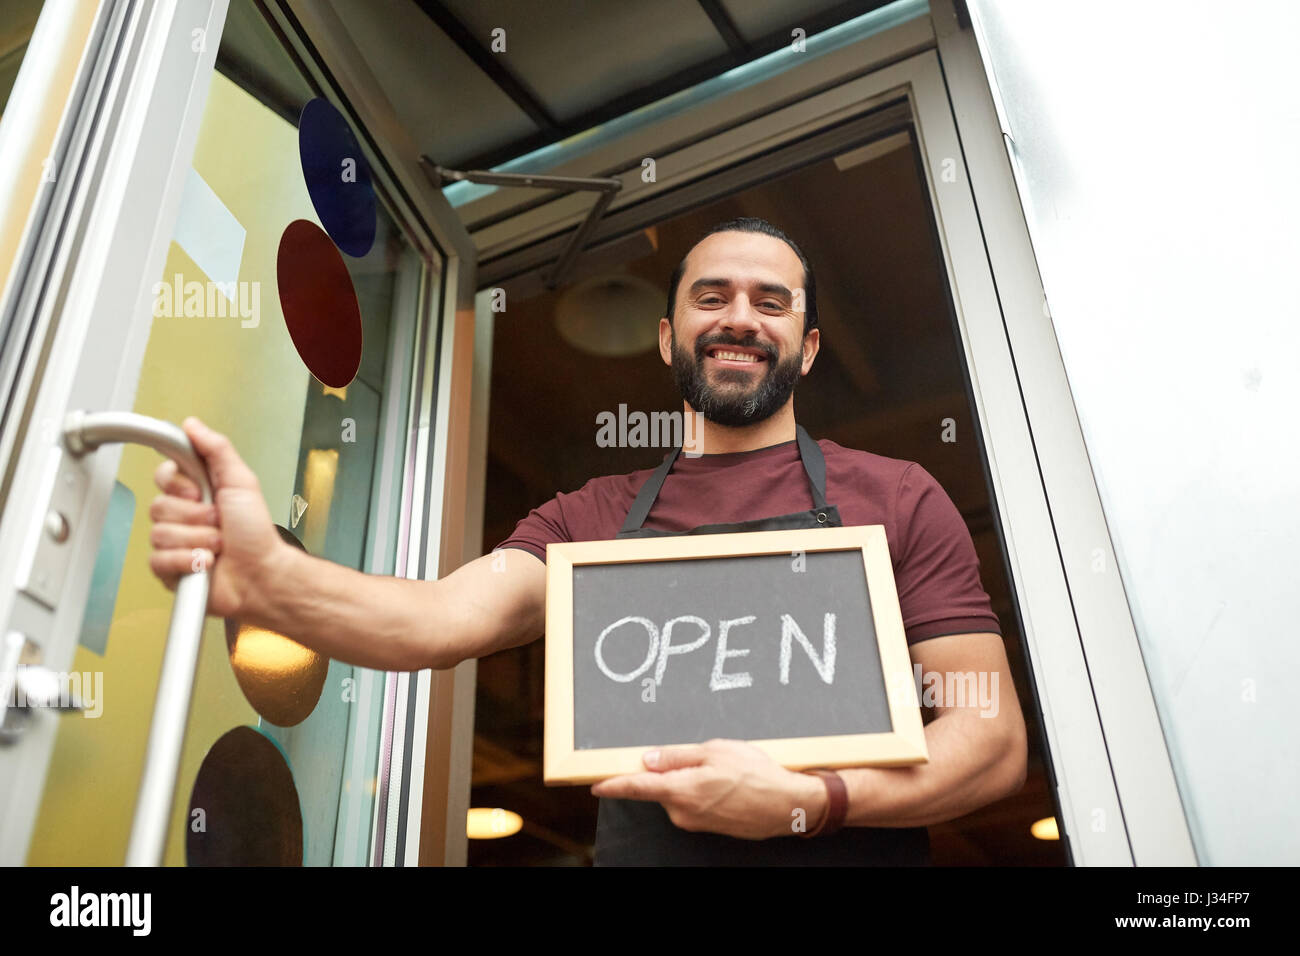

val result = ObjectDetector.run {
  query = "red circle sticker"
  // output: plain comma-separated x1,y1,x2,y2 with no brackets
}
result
276,218,363,387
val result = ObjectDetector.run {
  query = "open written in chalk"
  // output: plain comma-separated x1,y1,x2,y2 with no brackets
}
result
544,526,928,785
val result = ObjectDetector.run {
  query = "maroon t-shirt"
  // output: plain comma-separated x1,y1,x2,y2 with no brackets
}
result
494,436,1001,645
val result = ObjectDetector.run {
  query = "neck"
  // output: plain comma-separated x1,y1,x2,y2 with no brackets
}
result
682,401,797,455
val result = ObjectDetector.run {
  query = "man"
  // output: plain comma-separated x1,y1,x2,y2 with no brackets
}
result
148,217,1027,865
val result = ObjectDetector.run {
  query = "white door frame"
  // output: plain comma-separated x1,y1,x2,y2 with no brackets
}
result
929,0,1196,864
276,0,481,867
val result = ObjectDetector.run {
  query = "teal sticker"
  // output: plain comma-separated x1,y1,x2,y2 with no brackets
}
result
78,481,135,656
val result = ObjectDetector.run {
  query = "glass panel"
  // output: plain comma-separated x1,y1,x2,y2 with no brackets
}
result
0,0,44,118
969,0,1300,864
24,0,427,865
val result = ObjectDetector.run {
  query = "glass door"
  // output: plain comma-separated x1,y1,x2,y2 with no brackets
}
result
0,0,466,865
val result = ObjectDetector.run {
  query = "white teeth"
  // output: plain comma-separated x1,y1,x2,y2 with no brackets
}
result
712,350,759,362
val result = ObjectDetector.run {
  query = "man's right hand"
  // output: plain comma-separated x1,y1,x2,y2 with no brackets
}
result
148,417,287,620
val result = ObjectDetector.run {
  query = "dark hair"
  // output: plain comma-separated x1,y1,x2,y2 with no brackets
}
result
664,216,818,336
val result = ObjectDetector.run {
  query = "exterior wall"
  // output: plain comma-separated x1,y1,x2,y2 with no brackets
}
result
968,0,1300,864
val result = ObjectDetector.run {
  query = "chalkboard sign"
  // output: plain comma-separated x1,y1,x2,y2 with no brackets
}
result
544,526,928,785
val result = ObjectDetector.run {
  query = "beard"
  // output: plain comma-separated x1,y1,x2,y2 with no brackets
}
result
671,328,803,427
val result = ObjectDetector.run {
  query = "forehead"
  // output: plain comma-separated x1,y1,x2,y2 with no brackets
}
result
681,230,803,289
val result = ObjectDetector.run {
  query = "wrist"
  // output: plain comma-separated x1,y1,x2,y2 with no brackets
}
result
798,769,848,838
243,538,303,628
790,771,829,838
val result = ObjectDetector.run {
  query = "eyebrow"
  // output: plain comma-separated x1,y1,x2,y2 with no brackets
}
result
688,278,793,300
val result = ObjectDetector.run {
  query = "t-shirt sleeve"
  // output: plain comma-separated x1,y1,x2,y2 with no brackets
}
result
893,462,1002,645
491,493,568,563
492,473,636,563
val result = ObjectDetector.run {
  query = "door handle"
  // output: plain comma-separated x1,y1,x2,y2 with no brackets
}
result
63,410,213,867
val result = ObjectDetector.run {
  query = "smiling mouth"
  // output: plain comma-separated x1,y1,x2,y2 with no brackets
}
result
704,345,769,366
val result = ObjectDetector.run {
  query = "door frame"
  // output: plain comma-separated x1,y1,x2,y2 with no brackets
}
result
452,5,1196,865
275,0,481,867
929,0,1197,865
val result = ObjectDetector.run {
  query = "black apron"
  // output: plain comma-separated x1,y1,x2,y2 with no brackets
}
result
593,425,932,866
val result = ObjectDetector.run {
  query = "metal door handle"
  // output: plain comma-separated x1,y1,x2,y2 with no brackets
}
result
63,410,213,867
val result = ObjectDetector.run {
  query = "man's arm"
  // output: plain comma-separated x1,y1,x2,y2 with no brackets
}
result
147,417,546,672
243,545,546,672
591,631,1028,838
835,632,1028,828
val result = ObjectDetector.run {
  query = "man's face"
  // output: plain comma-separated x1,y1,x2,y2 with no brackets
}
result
661,230,819,427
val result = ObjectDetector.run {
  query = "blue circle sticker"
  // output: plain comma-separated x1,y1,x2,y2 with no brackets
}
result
298,97,376,257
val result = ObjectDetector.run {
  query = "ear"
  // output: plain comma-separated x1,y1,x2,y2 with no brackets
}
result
659,317,674,366
800,328,820,374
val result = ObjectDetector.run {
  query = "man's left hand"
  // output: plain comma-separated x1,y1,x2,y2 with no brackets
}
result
590,739,827,840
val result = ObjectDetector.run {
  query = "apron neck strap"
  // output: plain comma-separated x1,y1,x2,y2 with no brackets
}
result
797,424,830,511
619,424,828,534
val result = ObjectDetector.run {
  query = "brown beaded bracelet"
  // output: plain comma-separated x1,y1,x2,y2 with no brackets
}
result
800,769,848,838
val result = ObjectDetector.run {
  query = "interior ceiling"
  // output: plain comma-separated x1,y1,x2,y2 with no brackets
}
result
324,0,896,169
472,138,1065,866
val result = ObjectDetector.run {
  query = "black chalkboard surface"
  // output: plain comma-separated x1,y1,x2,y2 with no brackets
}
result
544,526,927,785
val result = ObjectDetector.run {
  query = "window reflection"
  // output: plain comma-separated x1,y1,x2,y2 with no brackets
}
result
225,527,327,728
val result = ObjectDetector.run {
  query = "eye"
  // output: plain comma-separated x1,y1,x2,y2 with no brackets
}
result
698,295,724,305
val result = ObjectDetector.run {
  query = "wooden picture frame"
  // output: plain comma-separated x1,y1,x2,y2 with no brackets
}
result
544,525,928,785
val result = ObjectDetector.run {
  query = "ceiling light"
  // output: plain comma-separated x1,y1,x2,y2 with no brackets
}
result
555,273,663,356
466,807,523,839
1030,816,1059,840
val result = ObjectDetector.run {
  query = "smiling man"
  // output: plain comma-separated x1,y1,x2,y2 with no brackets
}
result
147,216,1027,866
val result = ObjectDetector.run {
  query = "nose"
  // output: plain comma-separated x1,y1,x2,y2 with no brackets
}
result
718,294,764,339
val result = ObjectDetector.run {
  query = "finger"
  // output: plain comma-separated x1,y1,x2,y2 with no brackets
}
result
154,459,201,500
644,744,707,771
182,417,259,491
149,548,214,579
590,772,679,802
150,495,218,527
150,522,221,553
